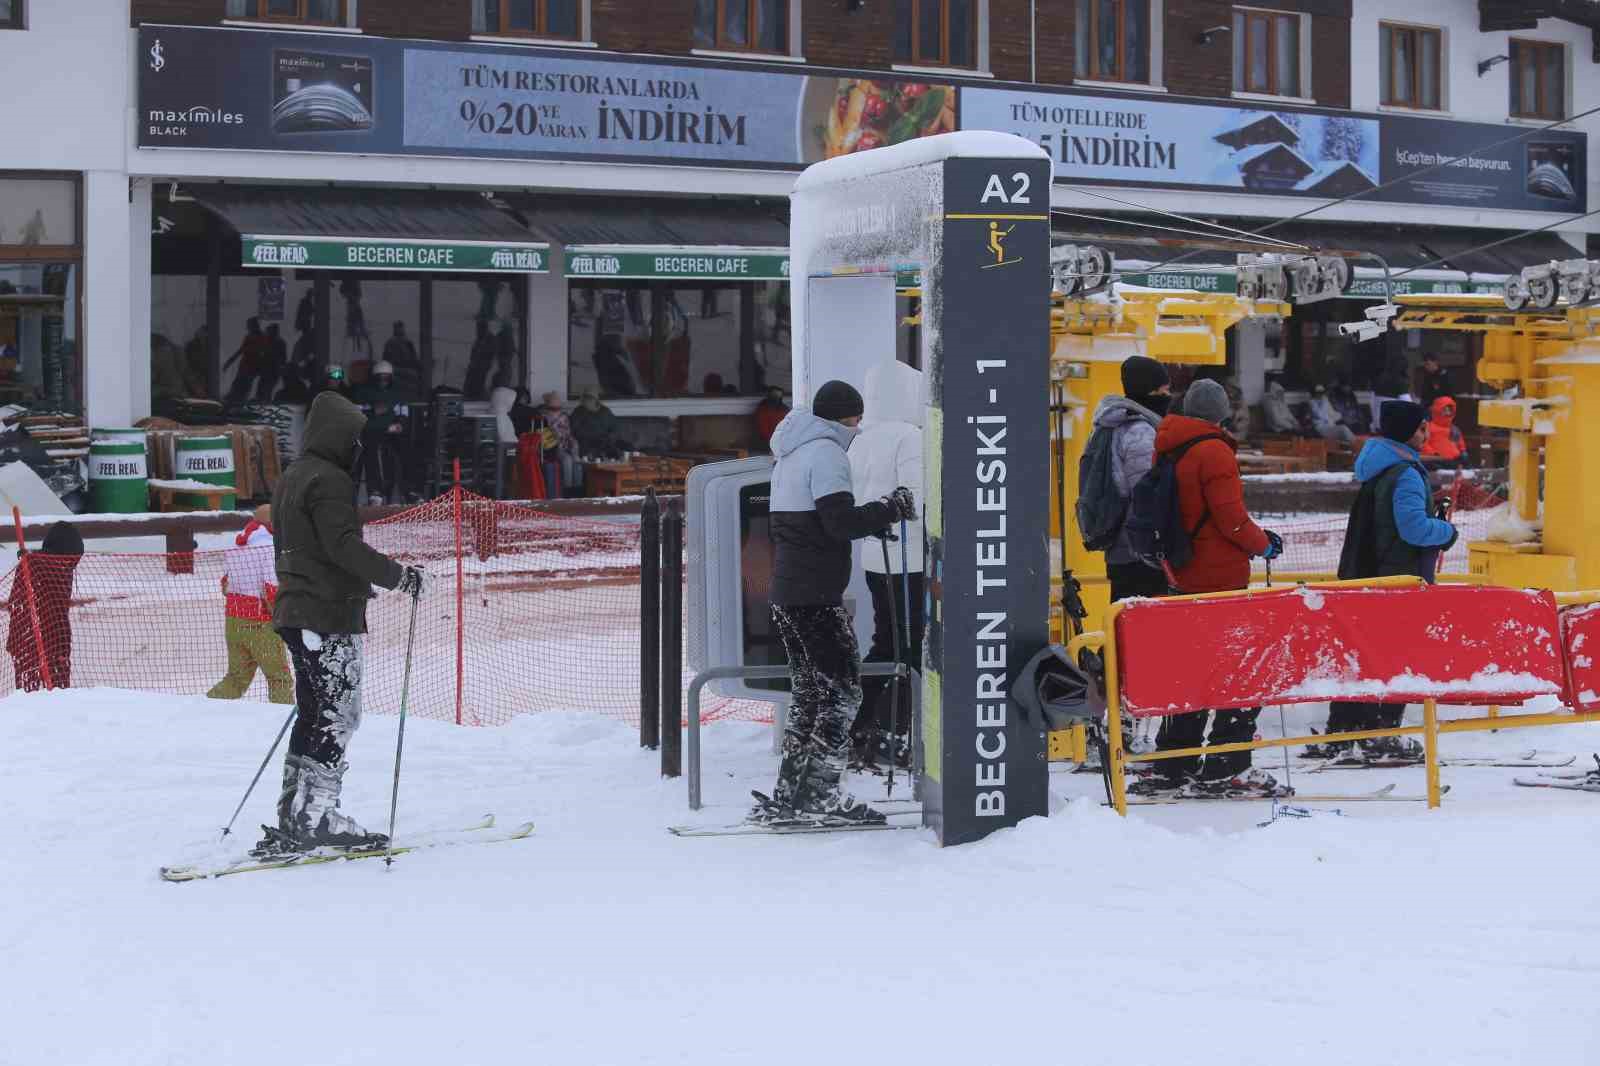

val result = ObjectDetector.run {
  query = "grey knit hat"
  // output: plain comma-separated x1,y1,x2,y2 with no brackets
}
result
1183,378,1232,425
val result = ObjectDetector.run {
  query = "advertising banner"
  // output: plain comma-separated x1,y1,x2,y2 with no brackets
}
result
239,235,548,273
963,85,1585,213
138,25,954,170
139,25,1584,215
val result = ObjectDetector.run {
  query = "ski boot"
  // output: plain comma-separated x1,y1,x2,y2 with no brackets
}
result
747,751,809,825
1127,772,1190,797
274,754,389,852
1357,735,1424,766
796,758,887,826
1299,729,1354,760
1179,768,1293,799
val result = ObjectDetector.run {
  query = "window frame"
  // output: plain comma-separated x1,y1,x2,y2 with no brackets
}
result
233,0,348,24
895,0,976,69
695,0,789,54
1510,38,1565,121
1231,7,1300,98
1378,21,1442,111
0,0,23,31
484,0,582,40
1078,0,1150,85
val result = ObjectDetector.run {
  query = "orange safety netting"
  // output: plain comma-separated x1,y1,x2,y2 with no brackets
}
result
1252,472,1509,577
0,487,772,727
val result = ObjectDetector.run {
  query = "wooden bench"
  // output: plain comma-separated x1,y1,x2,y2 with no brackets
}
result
148,480,231,513
583,457,694,498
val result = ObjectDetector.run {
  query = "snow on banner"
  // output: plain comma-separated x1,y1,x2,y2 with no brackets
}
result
1115,584,1567,716
0,488,769,727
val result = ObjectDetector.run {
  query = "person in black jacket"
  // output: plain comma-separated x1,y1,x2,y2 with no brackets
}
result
756,380,916,826
261,392,424,855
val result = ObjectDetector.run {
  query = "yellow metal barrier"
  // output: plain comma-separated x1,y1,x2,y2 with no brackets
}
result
1072,581,1600,815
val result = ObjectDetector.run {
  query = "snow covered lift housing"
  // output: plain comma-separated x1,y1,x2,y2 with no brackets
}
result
792,132,1053,845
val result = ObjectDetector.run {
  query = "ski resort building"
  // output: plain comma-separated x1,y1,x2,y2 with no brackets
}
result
1,1,1599,426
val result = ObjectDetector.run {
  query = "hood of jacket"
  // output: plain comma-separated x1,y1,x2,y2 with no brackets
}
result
1430,396,1456,425
1155,413,1236,455
489,386,517,416
862,360,924,429
1093,394,1163,431
235,520,273,548
1355,437,1422,482
770,408,857,458
303,391,366,468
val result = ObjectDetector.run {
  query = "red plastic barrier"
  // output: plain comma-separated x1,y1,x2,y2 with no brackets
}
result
1560,603,1600,712
1115,585,1564,717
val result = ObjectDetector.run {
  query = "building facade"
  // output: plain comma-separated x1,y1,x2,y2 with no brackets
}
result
0,0,1595,425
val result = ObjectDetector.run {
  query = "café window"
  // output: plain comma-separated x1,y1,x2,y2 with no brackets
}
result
1,1,24,30
693,0,788,53
474,0,581,39
1075,0,1149,84
1379,23,1442,110
1511,39,1565,120
893,0,975,68
224,0,347,24
1232,8,1300,97
568,280,791,400
0,174,82,414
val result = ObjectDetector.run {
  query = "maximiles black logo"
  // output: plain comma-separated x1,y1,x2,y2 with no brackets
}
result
146,105,247,138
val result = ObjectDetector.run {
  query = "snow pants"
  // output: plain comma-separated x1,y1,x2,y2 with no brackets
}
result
1326,700,1406,736
1107,561,1169,603
853,571,925,742
208,617,293,704
1153,707,1260,782
773,604,862,807
275,628,364,833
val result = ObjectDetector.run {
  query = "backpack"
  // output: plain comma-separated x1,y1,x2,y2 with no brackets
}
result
1075,425,1126,552
1124,435,1225,579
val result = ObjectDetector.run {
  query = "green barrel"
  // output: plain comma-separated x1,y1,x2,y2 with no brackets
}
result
87,439,148,513
175,434,236,510
92,427,146,445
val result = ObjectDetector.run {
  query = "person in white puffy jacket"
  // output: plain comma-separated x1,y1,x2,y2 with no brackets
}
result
847,359,924,766
207,505,293,704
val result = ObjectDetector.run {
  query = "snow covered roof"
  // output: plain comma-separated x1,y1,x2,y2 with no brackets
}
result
1206,142,1314,186
793,131,1048,190
1296,160,1379,193
1212,113,1301,150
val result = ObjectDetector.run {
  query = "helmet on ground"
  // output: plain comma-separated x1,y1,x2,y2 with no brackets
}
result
1012,644,1098,732
373,360,394,377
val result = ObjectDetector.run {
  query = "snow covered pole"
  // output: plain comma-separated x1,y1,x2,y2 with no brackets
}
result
384,585,424,867
640,488,661,750
880,533,903,798
660,498,683,778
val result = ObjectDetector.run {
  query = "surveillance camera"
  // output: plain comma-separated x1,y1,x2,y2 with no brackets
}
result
1337,321,1382,342
1195,24,1231,44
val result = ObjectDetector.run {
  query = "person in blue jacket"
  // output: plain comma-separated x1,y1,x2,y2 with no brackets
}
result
1313,400,1458,762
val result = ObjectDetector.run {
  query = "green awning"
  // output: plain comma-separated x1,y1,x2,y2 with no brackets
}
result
564,245,788,281
190,185,549,273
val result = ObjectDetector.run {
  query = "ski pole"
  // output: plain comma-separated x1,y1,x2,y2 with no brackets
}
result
898,515,913,791
384,584,424,868
220,701,298,840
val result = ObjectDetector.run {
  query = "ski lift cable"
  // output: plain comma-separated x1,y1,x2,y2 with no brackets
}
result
1137,102,1600,276
1064,186,1313,249
1050,210,1308,250
1389,205,1600,279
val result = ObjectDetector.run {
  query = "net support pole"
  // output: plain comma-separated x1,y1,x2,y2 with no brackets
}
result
640,488,661,750
660,498,683,778
13,506,52,691
453,459,464,727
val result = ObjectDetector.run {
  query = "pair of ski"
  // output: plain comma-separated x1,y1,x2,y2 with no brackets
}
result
1513,755,1600,793
1302,750,1575,773
159,814,535,882
1127,783,1447,805
669,794,923,837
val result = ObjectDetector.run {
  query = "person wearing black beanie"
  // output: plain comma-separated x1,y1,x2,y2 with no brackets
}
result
757,379,918,827
1086,356,1173,602
1314,398,1459,763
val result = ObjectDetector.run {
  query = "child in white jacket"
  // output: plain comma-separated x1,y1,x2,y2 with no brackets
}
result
847,359,924,767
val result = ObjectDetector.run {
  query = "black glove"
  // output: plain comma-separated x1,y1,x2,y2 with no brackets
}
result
1442,525,1460,552
1262,529,1284,560
883,486,917,522
396,566,426,598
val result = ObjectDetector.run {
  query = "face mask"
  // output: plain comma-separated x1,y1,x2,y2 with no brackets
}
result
1137,393,1171,417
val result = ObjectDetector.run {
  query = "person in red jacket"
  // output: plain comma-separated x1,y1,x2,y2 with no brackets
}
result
1135,379,1288,798
6,521,84,691
754,386,789,448
1420,396,1466,462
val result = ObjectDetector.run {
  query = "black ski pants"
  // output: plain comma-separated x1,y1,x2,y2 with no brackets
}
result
1326,700,1406,736
1108,560,1170,603
1153,707,1261,782
773,605,861,793
852,570,924,741
281,628,363,772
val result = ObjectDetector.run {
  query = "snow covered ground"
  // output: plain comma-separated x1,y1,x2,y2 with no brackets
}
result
3,688,1598,1065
